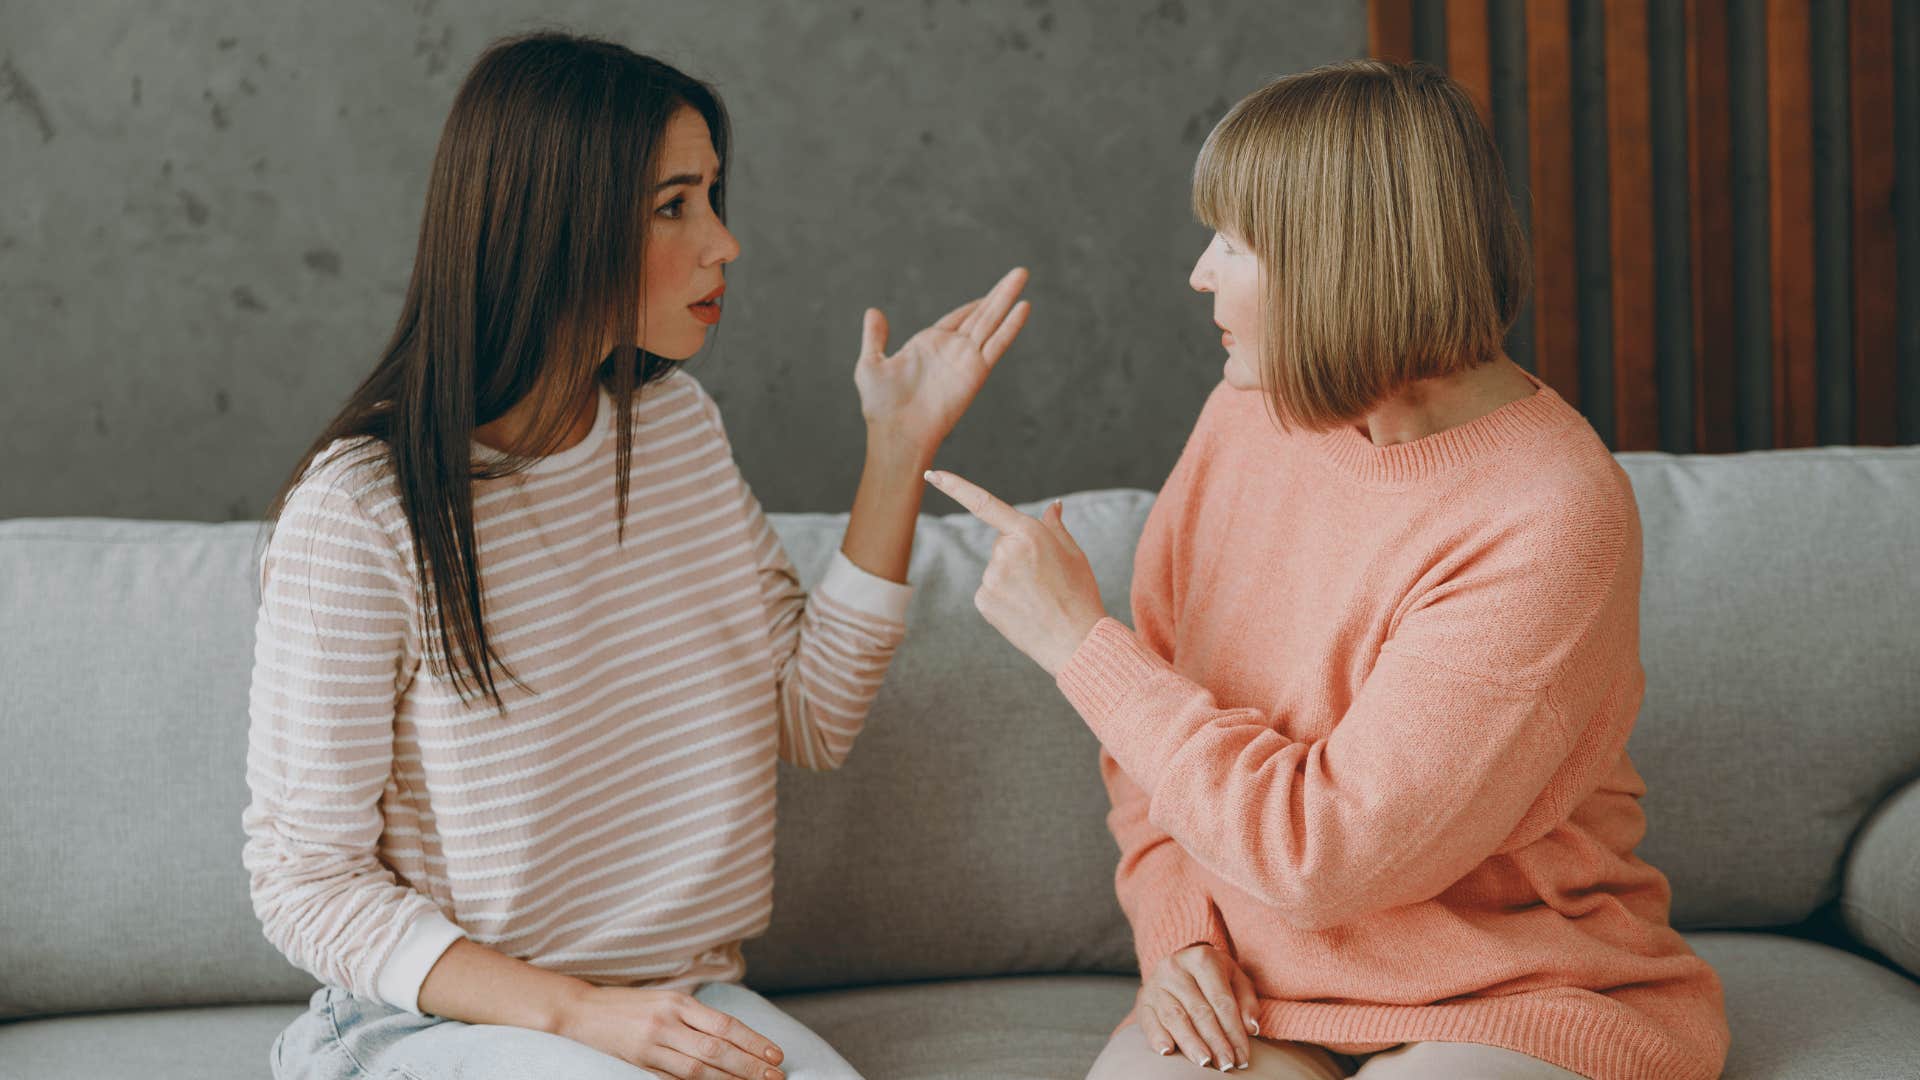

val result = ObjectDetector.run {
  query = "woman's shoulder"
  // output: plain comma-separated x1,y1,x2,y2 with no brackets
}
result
1502,402,1639,534
281,437,411,552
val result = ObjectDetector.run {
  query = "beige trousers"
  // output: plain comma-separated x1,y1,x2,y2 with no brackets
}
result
1086,1022,1590,1080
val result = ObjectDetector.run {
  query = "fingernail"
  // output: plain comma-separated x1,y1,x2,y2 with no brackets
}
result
922,470,937,481
1245,1016,1259,1036
1156,1044,1172,1056
1195,1055,1210,1068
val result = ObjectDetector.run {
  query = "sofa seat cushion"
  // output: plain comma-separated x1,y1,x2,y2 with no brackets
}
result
0,1002,304,1080
775,974,1137,1078
5,939,1920,1079
1687,931,1920,1079
0,977,1139,1080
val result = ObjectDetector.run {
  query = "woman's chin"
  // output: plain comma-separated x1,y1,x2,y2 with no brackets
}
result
1223,356,1260,390
639,333,706,362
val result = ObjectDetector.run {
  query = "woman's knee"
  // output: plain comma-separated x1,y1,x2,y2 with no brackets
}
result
691,982,862,1080
1087,1022,1350,1080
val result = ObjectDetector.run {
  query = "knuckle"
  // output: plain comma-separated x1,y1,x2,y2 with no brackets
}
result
696,1035,724,1060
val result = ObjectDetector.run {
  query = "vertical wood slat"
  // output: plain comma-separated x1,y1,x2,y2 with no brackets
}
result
1370,0,1416,63
1767,0,1819,447
1604,0,1660,449
1849,0,1899,444
1446,0,1495,126
1526,0,1582,408
1687,0,1738,452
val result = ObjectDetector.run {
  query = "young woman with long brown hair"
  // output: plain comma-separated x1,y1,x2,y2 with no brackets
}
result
244,31,1028,1080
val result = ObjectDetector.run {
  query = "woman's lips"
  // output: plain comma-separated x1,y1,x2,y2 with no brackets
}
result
689,284,724,326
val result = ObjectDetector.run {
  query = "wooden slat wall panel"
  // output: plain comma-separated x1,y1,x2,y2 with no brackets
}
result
1605,0,1660,449
1367,0,1900,452
1371,0,1416,64
1849,0,1899,445
1687,0,1739,452
1446,0,1495,125
1525,0,1582,408
1767,0,1819,448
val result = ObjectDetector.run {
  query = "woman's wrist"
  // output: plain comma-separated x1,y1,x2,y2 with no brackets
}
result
862,422,937,474
840,430,934,586
548,979,602,1038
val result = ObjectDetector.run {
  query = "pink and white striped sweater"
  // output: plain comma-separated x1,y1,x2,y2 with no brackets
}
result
241,370,911,1014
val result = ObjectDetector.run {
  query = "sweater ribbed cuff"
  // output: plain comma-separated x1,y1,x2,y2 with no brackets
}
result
1056,617,1173,728
818,549,913,624
1056,617,1188,790
1136,895,1231,975
372,909,466,1016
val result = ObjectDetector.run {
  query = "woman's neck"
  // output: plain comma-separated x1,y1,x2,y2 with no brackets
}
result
1354,355,1538,447
473,389,599,457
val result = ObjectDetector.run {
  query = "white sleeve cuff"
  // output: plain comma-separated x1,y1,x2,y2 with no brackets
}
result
818,549,913,624
374,909,467,1015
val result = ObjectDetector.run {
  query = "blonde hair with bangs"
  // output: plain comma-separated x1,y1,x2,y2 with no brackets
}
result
1193,59,1531,430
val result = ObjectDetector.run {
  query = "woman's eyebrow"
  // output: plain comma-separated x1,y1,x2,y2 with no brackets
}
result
654,168,716,191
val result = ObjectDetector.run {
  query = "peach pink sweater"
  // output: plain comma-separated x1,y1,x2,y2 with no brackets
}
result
1056,371,1730,1080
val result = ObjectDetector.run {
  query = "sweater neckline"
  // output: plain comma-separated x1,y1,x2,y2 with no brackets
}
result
471,386,613,476
1303,366,1572,485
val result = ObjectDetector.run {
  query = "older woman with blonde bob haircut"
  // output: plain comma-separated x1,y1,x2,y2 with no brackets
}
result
925,60,1731,1080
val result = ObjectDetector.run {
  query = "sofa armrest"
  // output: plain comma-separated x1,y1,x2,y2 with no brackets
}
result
1840,772,1920,980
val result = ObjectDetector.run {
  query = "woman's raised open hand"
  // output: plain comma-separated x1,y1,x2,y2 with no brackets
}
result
854,266,1030,460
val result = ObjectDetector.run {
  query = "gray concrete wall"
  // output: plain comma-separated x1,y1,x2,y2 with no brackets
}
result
0,0,1363,520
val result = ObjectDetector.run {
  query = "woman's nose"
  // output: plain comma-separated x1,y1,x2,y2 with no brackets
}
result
708,221,741,267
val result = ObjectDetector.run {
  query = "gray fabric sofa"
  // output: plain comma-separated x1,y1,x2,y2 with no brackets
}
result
3,446,1918,1080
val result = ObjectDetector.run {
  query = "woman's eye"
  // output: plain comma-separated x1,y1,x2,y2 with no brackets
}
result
656,197,684,219
1219,234,1237,254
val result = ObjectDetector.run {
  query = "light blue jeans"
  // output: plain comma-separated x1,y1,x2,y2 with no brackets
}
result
271,982,864,1080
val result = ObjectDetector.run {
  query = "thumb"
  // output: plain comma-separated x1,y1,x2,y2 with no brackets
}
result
1042,499,1066,532
1043,499,1078,545
1231,964,1260,1038
860,307,889,364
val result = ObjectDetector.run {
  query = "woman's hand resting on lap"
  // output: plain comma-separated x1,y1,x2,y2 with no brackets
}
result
1136,943,1262,1072
555,985,787,1080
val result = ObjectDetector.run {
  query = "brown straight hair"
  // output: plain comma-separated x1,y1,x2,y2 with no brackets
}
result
259,31,730,712
1192,59,1530,431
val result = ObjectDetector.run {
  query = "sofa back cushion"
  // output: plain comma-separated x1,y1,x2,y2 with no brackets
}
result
3,446,1917,1016
1613,448,1920,928
1,519,320,1018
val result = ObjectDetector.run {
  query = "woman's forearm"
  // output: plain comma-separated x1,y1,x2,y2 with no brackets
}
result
415,937,592,1033
838,431,933,584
